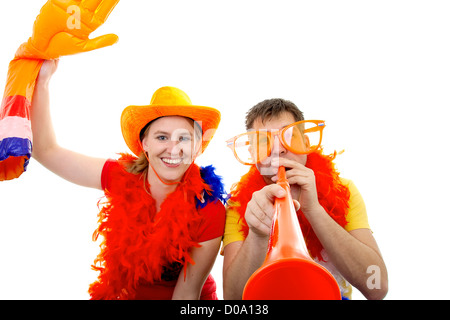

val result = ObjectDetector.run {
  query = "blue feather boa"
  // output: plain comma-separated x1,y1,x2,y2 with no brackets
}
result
197,165,229,209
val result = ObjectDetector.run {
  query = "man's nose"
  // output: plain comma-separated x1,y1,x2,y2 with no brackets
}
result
271,134,287,156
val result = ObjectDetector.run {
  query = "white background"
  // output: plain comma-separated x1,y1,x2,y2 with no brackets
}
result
1,0,449,300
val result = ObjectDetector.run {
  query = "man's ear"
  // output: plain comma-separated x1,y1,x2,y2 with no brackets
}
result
304,135,311,149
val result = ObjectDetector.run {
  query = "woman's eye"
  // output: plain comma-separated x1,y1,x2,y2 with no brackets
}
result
179,135,191,142
156,135,168,141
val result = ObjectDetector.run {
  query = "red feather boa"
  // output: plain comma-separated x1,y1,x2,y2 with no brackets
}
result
228,150,350,261
89,154,211,300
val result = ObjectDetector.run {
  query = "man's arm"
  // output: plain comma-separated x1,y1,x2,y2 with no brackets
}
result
279,157,388,299
223,236,267,300
223,184,286,300
306,205,388,300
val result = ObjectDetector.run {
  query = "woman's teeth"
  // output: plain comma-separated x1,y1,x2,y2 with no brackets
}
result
162,158,182,165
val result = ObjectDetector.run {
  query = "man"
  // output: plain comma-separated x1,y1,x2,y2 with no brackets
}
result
223,98,388,300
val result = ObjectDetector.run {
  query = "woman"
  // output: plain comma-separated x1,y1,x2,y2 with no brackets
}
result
31,59,227,300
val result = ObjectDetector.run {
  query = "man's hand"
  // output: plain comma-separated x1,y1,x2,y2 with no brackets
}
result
245,184,286,238
271,158,321,216
16,0,120,59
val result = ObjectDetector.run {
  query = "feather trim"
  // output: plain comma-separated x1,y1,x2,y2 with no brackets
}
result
198,165,229,209
89,155,225,300
228,149,350,261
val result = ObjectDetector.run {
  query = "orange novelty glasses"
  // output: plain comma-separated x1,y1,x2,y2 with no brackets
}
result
226,120,325,165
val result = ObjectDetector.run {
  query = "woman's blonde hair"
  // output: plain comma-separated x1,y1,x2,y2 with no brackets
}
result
125,151,149,175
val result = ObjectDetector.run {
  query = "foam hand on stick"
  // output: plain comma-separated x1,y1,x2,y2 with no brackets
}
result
16,0,120,59
0,0,120,180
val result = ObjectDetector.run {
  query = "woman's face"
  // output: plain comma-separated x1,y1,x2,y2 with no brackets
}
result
141,116,201,183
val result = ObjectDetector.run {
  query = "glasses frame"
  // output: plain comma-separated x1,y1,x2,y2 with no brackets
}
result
226,120,326,165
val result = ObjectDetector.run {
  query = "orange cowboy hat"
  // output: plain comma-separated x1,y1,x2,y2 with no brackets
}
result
121,86,221,156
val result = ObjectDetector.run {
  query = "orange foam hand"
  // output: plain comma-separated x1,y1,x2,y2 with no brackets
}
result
0,1,119,180
15,0,120,60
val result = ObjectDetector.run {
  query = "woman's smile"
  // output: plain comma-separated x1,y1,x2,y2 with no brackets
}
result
161,157,183,167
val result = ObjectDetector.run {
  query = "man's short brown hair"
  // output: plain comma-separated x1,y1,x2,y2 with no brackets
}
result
245,98,304,130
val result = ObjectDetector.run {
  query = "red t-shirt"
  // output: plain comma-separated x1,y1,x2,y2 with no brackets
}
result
100,160,225,299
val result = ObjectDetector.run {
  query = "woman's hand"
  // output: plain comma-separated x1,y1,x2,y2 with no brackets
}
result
37,59,59,85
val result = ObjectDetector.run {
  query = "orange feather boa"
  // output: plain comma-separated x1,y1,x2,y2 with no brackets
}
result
228,150,350,261
89,154,219,300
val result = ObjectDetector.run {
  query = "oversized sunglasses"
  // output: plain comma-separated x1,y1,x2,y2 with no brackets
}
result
226,120,325,165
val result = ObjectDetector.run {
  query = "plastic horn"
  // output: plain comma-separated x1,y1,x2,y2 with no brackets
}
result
242,166,341,300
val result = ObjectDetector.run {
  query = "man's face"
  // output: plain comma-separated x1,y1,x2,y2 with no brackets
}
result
251,112,308,184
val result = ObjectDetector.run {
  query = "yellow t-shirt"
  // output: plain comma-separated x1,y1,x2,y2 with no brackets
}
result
222,178,370,299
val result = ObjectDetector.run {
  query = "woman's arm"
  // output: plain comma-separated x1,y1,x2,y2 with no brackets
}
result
172,236,222,300
31,60,106,189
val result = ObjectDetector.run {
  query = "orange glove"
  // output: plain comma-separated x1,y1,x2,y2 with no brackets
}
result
15,0,120,60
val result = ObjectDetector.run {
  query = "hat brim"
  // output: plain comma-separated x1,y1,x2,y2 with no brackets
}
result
121,104,221,156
